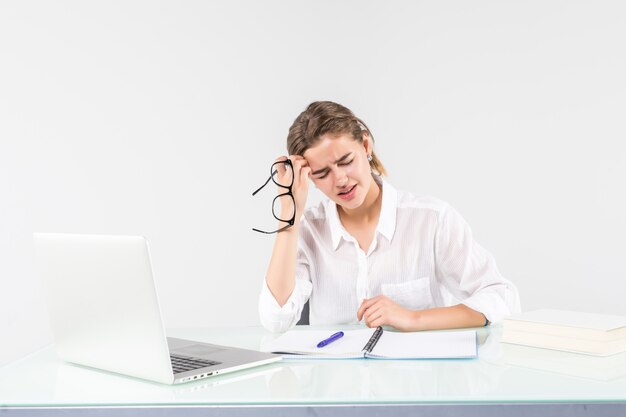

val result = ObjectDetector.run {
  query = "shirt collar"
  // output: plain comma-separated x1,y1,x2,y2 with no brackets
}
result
326,176,398,250
377,177,397,243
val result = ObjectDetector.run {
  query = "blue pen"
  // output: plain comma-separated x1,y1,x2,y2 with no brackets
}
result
317,331,344,348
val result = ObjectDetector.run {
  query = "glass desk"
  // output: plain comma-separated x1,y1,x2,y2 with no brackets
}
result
2,325,626,416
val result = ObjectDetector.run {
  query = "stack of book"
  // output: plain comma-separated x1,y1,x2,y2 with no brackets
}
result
502,309,626,356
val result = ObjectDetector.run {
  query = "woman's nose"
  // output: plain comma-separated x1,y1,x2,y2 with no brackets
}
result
336,172,349,187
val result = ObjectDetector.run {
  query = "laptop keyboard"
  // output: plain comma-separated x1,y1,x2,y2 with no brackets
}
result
170,354,221,374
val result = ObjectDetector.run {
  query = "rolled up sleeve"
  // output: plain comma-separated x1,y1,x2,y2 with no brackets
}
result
259,277,312,333
258,234,314,333
434,205,521,324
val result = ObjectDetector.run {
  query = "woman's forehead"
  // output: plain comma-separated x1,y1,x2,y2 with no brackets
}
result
304,134,361,163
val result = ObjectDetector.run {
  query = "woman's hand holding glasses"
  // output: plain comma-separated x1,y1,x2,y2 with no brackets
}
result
279,155,310,222
252,155,311,234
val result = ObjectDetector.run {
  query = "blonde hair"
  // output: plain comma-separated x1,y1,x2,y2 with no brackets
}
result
286,101,387,176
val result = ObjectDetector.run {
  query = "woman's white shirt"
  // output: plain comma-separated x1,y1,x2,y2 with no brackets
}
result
259,178,521,333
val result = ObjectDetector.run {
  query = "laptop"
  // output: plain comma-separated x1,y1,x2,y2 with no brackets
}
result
33,233,281,385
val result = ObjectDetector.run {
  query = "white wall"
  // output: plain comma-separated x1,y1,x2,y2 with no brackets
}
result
1,0,625,366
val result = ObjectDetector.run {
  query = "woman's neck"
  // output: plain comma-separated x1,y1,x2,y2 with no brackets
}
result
338,175,382,224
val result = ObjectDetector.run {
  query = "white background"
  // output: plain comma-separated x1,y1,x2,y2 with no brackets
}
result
1,0,625,367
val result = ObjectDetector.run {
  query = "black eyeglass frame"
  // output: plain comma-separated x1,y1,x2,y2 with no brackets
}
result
252,159,296,234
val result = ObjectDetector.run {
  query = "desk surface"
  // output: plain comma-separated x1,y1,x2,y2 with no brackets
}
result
2,325,626,416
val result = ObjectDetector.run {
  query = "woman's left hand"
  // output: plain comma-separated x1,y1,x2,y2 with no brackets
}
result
357,295,418,331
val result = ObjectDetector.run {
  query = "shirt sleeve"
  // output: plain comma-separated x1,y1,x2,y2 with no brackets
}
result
258,233,314,333
434,205,521,324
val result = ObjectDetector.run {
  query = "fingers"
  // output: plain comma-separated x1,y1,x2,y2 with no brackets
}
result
358,296,385,324
290,156,309,174
272,155,310,185
273,155,306,165
359,297,418,331
274,155,308,176
273,156,289,176
367,315,387,328
358,296,403,328
277,155,305,164
300,165,311,183
357,298,372,320
357,299,368,320
363,304,384,327
290,157,309,192
357,296,383,320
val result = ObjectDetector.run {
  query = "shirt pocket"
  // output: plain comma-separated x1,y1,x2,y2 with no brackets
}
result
381,277,433,310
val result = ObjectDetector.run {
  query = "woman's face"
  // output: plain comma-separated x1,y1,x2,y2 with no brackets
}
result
303,132,374,211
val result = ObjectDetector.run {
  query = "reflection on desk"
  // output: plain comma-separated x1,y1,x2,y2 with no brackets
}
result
3,325,626,413
503,343,626,381
52,360,286,399
46,328,504,403
262,328,505,400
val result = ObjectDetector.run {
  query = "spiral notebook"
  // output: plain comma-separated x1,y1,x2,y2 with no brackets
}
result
263,327,477,359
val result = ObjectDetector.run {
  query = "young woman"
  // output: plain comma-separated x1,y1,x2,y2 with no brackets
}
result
258,101,520,333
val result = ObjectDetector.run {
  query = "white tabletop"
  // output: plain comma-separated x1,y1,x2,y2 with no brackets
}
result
2,325,626,416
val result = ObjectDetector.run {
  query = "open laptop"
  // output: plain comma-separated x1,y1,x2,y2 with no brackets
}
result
33,233,281,385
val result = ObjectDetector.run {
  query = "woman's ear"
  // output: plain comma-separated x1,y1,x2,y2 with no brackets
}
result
362,132,373,154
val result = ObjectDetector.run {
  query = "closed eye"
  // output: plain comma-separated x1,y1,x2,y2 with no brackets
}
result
312,154,353,179
316,161,351,179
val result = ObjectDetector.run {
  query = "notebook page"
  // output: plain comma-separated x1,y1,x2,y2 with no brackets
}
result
368,330,477,359
263,328,375,358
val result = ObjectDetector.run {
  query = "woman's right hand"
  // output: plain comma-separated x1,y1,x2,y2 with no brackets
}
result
274,155,310,225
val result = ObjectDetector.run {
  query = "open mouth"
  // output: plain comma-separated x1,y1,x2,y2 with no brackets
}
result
338,185,356,195
338,184,357,199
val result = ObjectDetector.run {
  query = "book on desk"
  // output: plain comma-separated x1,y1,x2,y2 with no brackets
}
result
503,342,626,381
262,327,477,359
501,309,626,356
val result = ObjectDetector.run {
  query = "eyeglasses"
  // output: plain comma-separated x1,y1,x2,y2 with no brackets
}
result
252,160,296,234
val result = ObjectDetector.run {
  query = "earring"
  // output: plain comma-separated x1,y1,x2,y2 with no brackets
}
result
367,154,373,162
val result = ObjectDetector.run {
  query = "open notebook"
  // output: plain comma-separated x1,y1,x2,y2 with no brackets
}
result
262,327,477,359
